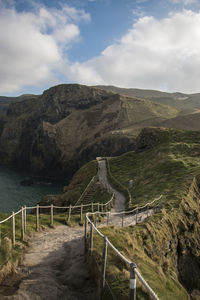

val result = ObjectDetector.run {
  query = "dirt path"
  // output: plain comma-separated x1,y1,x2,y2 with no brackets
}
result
97,158,160,227
97,159,125,212
0,226,96,300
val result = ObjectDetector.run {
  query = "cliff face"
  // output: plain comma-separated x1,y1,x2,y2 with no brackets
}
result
0,84,179,178
0,84,135,178
135,176,200,298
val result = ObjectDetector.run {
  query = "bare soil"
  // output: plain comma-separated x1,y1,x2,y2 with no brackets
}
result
0,226,96,300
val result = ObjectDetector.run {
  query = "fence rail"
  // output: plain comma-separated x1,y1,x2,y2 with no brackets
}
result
0,194,162,300
85,195,162,300
0,194,115,246
106,158,132,206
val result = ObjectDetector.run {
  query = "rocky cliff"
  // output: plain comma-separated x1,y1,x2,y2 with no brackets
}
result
95,127,200,299
0,84,178,179
0,85,133,178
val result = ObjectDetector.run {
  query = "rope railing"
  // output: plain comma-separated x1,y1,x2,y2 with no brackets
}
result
0,193,115,247
106,158,132,206
0,193,161,299
85,198,161,300
72,175,97,209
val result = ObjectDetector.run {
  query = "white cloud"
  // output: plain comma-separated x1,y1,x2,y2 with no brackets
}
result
67,10,200,93
0,4,90,93
168,0,197,5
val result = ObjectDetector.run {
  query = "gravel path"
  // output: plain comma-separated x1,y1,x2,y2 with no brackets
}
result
97,159,125,212
0,226,96,300
97,158,160,227
0,158,159,300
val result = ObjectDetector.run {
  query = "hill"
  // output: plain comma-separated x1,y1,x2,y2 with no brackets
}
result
96,85,200,114
95,127,200,299
0,84,177,179
157,110,200,131
0,94,39,115
48,127,200,299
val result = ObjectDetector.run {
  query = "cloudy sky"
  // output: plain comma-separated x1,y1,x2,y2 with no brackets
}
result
1,0,200,96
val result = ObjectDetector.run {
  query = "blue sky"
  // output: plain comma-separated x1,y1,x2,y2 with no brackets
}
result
1,0,200,96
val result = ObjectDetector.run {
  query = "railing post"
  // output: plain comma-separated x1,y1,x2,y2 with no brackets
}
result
136,208,138,224
24,205,26,233
85,215,88,253
36,205,39,231
100,235,108,296
50,204,54,227
11,211,15,247
101,204,104,213
160,198,162,209
89,222,93,254
91,202,94,213
80,204,83,222
130,263,137,300
107,212,109,225
97,203,100,222
21,207,24,241
112,195,114,207
121,214,124,227
68,205,71,223
94,213,97,227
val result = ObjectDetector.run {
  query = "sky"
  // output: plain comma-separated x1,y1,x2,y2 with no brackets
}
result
1,0,200,96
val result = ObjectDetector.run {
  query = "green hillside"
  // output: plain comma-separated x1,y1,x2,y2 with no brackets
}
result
96,85,200,114
91,128,200,299
108,127,200,208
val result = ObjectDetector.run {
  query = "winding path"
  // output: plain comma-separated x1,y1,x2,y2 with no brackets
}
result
97,158,160,227
0,226,96,300
0,158,159,299
97,158,125,212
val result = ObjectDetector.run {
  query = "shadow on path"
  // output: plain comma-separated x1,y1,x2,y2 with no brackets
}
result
0,226,96,300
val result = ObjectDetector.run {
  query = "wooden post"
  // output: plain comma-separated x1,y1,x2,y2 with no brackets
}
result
160,198,162,209
80,204,83,222
85,215,88,253
147,205,149,217
121,214,124,227
11,211,15,247
89,222,93,254
36,205,39,231
68,205,71,223
129,263,137,300
97,203,100,222
107,213,109,226
136,208,138,224
109,201,111,210
50,204,54,227
112,195,114,207
21,207,24,241
91,202,94,213
94,213,97,227
100,235,108,296
24,205,26,233
101,204,104,213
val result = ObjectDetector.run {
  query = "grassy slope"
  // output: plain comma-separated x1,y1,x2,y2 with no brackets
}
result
91,128,200,299
60,160,111,206
108,128,200,208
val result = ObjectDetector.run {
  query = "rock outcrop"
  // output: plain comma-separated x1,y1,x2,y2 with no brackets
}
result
0,85,135,178
0,84,177,179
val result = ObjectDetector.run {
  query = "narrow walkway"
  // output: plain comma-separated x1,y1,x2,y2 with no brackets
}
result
97,159,125,212
0,226,96,300
97,158,160,227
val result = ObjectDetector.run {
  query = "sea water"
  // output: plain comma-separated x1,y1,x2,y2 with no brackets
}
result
0,165,65,213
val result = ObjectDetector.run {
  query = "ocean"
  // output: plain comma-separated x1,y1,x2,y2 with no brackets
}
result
0,165,64,213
